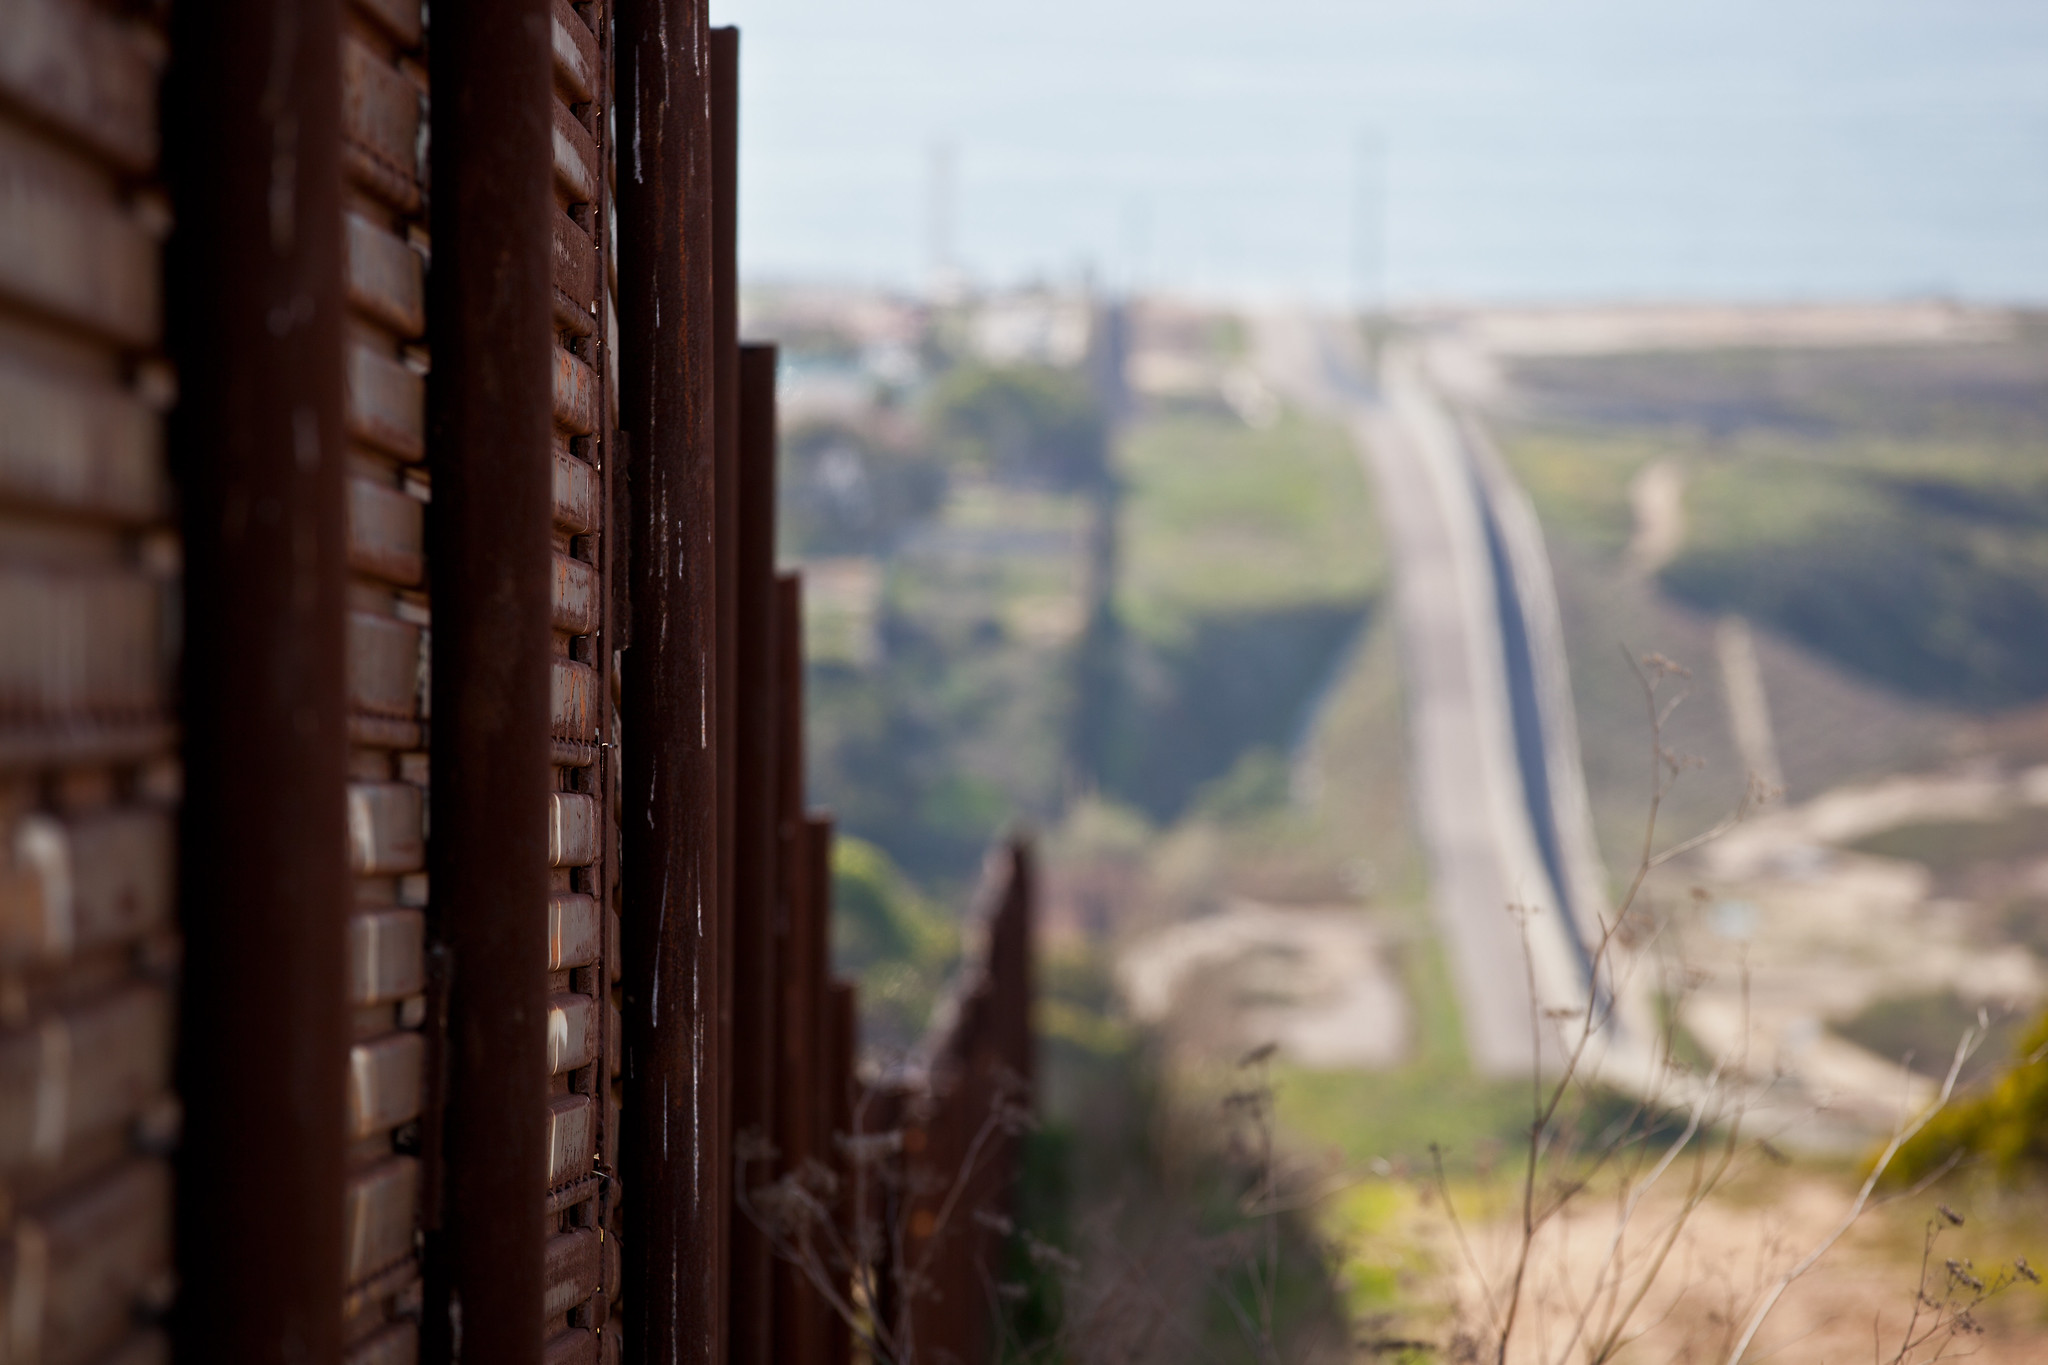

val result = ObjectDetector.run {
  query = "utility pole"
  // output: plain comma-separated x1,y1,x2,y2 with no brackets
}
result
927,140,958,299
1352,128,1387,316
1121,195,1150,299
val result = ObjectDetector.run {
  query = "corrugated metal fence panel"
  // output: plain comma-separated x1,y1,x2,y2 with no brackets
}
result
543,0,621,1356
771,814,832,1365
0,6,888,1357
338,1,435,1355
822,979,858,1365
0,1,179,1360
885,841,1037,1365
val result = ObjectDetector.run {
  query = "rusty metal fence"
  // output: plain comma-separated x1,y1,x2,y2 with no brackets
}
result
0,1,1000,1362
867,842,1038,1365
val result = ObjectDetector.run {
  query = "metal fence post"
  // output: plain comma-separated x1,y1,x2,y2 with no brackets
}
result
729,344,783,1364
616,0,723,1357
167,0,350,1356
423,1,556,1359
710,30,743,1364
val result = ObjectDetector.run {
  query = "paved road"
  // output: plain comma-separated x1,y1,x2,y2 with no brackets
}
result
1255,313,1604,1075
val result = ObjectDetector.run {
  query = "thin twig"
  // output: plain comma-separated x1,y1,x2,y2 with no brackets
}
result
1724,1030,1981,1365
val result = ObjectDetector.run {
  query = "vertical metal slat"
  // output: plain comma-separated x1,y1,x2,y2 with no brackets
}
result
708,29,742,1365
423,1,556,1359
167,0,352,1355
727,344,781,1365
615,0,723,1356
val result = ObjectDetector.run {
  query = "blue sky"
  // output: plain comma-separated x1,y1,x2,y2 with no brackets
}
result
713,0,2048,303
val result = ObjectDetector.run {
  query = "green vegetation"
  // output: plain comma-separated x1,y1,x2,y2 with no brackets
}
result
1501,341,2048,713
1192,746,1294,821
1118,412,1381,638
1496,428,1664,559
808,382,1392,874
801,359,1110,888
779,418,947,557
829,836,959,1052
1097,601,1373,822
1666,446,2048,710
1088,410,1385,821
1831,988,2023,1087
1273,927,1529,1175
1495,341,2048,851
927,362,1109,492
797,323,1429,1351
1008,948,1352,1360
1894,1011,2048,1184
807,575,1072,885
1850,808,2048,887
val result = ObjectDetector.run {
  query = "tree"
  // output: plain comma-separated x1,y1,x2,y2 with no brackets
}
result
928,363,1110,493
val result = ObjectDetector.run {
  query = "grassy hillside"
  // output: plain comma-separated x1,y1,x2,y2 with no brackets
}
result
804,482,1089,886
1097,411,1386,824
1506,339,2048,711
1492,337,2048,855
1667,442,2048,709
1118,411,1383,636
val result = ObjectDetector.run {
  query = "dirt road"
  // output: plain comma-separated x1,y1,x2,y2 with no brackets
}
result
1255,314,1604,1074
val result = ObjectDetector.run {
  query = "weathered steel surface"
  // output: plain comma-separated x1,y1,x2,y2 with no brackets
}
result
727,344,782,1365
166,0,351,1357
348,1032,429,1140
0,986,171,1168
0,356,166,523
798,816,837,1365
547,1094,598,1186
339,8,438,1349
348,476,428,587
883,842,1038,1365
0,0,161,172
349,909,428,1006
15,1158,174,1365
824,979,859,1365
770,620,823,1365
0,808,172,967
424,0,556,1360
554,448,603,535
549,893,604,972
616,0,724,1357
709,28,743,1365
540,2,623,1345
6,8,899,1358
0,127,160,346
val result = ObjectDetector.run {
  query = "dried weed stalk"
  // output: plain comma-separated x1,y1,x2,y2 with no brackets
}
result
1425,651,2018,1365
736,1067,1033,1365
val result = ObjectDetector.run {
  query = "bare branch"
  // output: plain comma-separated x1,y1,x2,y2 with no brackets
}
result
1724,1028,1982,1365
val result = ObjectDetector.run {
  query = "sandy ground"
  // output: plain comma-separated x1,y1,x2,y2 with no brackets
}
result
1117,900,1409,1069
1626,460,1687,576
1650,768,2048,1144
1428,303,2014,362
1349,1170,2048,1364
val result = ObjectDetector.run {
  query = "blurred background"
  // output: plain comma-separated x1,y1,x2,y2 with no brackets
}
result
720,1,2048,1357
720,0,2048,303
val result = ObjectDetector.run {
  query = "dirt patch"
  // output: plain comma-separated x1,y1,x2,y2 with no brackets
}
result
1117,900,1408,1069
1390,1172,2048,1363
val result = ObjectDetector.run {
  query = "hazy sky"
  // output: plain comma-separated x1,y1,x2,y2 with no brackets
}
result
711,0,2048,304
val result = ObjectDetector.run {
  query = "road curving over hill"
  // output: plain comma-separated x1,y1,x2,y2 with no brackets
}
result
1254,312,1615,1075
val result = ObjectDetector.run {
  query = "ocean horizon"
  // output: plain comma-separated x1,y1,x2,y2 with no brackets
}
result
713,0,2048,307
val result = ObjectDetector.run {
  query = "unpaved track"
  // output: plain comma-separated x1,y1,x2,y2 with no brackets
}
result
1255,314,1598,1074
